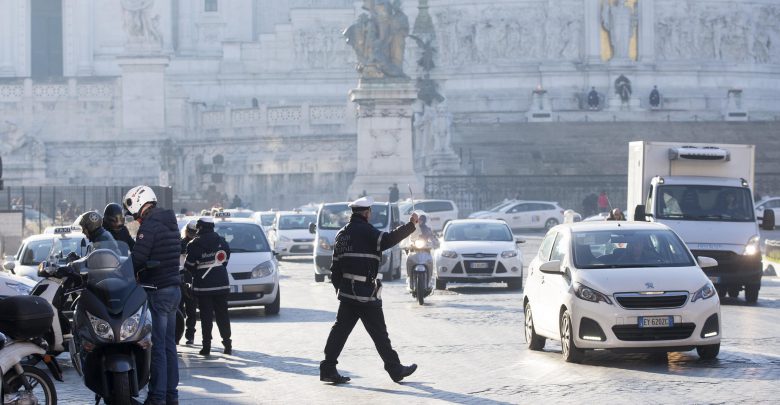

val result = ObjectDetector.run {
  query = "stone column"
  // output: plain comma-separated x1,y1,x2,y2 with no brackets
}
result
117,56,170,137
637,0,655,63
347,80,424,200
0,0,15,75
584,0,602,64
77,0,95,75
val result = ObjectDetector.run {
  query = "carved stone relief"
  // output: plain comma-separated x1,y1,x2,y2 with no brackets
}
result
293,24,354,69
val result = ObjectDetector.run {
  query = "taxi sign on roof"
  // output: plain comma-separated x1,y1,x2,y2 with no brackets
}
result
44,226,80,235
214,211,231,218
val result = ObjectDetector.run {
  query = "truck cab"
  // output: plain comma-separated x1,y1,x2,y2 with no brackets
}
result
628,142,771,303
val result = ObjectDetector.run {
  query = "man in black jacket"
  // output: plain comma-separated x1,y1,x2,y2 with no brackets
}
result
76,211,120,253
124,186,182,405
320,196,419,384
179,220,198,345
103,203,135,251
184,217,232,356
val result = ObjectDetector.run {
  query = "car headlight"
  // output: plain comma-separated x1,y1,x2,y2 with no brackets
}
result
501,250,517,258
87,311,114,341
5,282,31,295
319,237,332,251
440,250,458,259
279,235,291,242
251,260,275,278
414,239,427,249
691,283,716,302
120,306,145,341
574,282,612,305
743,235,760,256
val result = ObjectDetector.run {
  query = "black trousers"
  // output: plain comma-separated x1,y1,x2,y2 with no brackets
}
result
181,290,197,340
322,301,401,374
197,293,231,344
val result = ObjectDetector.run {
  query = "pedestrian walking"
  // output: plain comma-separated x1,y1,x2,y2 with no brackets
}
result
124,186,182,405
184,217,232,356
598,190,610,212
320,196,419,384
388,183,399,203
179,220,199,345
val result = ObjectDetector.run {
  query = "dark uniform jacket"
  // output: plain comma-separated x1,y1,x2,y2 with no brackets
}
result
132,207,182,289
330,214,415,307
184,228,231,296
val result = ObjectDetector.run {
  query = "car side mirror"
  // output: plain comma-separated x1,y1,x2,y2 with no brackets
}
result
3,261,15,272
697,256,718,268
515,237,526,245
762,209,775,231
539,260,562,274
308,222,317,234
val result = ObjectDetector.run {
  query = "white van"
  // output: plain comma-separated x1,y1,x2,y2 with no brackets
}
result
310,202,403,282
398,199,458,232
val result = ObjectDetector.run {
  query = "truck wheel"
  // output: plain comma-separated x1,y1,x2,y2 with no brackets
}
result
727,287,740,298
314,274,325,282
696,343,720,360
744,284,759,303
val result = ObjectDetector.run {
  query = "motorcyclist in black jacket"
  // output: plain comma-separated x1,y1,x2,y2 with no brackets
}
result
103,203,135,251
76,211,120,253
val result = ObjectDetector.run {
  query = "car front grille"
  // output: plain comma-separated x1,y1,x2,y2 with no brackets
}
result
612,323,696,341
462,253,498,258
614,292,688,309
293,238,314,243
464,260,495,275
232,272,253,280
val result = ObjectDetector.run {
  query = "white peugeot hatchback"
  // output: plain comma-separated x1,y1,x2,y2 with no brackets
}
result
523,221,721,362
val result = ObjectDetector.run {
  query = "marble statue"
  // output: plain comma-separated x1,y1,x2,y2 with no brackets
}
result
601,0,636,61
121,0,162,46
344,0,410,78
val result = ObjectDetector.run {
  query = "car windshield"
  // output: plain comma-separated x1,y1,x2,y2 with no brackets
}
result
318,204,389,230
227,210,253,218
20,237,86,265
444,222,513,241
655,185,754,222
490,201,515,212
216,223,271,253
259,214,275,226
572,229,695,269
278,214,316,230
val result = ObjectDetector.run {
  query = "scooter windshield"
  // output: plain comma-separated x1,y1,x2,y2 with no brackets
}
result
85,241,134,286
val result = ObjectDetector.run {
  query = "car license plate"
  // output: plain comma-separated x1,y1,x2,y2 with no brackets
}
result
230,285,239,293
300,245,312,250
470,262,489,269
708,276,720,284
638,316,673,328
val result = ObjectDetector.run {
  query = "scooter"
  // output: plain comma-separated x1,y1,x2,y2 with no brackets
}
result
406,234,436,305
0,295,62,405
44,241,153,405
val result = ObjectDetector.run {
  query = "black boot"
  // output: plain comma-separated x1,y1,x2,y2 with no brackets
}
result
199,342,211,356
319,364,350,384
389,364,417,383
223,339,232,355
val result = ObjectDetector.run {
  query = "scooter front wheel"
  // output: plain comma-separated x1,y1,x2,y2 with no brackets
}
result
111,371,133,405
416,274,426,305
4,364,58,405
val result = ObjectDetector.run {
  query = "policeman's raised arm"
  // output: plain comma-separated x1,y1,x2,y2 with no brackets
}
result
379,217,417,251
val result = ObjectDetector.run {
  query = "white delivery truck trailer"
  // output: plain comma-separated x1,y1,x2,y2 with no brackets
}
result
628,141,774,303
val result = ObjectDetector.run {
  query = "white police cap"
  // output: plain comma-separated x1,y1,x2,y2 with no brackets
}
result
198,216,215,224
349,196,374,208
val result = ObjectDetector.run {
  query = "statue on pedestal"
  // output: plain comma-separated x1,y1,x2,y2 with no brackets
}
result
121,0,163,48
601,0,636,61
344,0,410,79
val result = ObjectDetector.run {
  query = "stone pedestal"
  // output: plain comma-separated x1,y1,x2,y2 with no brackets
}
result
724,89,748,122
347,80,424,200
526,89,554,122
607,96,641,111
427,151,465,175
117,56,169,136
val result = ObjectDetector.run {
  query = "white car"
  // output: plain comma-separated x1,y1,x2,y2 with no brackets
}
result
469,200,564,231
435,219,524,290
224,208,254,219
211,214,281,313
523,221,721,363
467,200,519,219
3,226,88,282
251,210,277,235
755,196,780,226
398,199,459,232
268,211,317,258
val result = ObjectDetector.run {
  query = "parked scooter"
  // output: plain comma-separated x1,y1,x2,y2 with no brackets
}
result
406,214,438,305
43,241,153,405
0,295,62,405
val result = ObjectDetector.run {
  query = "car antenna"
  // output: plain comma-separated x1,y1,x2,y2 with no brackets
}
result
408,184,415,212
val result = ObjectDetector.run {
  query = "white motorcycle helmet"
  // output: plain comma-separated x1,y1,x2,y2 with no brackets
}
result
123,186,157,217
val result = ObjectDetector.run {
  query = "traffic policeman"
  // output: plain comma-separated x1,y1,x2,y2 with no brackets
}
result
179,221,198,345
184,217,232,356
103,203,135,253
320,196,419,384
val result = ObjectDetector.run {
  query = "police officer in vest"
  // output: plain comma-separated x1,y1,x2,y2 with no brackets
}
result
320,196,419,384
184,217,232,356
